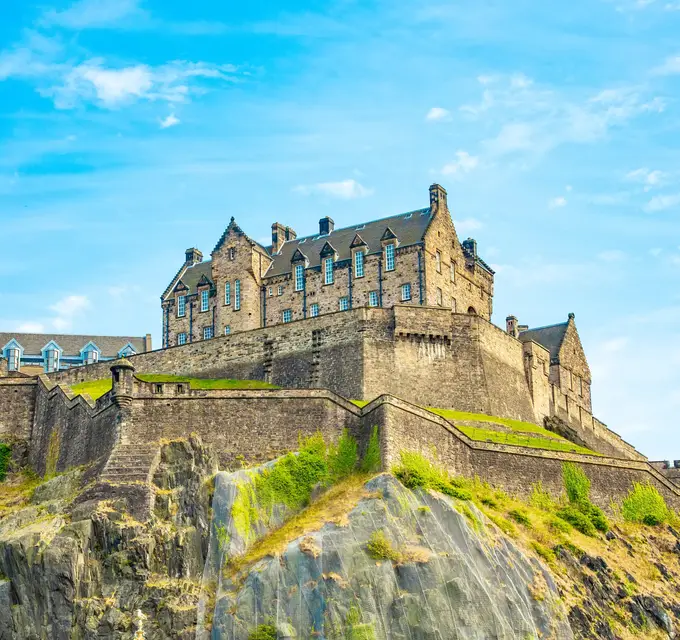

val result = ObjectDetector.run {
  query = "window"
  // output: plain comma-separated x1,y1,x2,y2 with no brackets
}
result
203,326,213,340
224,325,231,335
436,250,442,273
178,333,187,345
45,349,60,372
354,251,364,278
324,257,334,284
339,296,349,311
154,384,163,394
283,309,292,323
200,289,209,312
235,280,241,311
310,303,319,317
294,264,304,291
268,287,273,297
177,295,186,317
385,243,395,271
368,291,379,307
84,349,99,364
450,262,456,282
7,348,19,371
451,298,456,312
229,247,236,260
436,287,443,306
401,283,411,301
278,285,283,296
225,282,231,305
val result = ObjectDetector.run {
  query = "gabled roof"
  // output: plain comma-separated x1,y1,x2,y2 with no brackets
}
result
166,261,213,299
266,207,433,277
519,322,569,362
213,217,267,254
0,333,147,358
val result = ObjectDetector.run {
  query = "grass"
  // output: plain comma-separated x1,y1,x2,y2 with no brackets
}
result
70,375,279,400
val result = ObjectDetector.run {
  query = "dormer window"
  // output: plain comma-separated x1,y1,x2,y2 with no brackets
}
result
45,348,60,372
7,347,19,371
81,342,100,365
354,250,365,278
177,295,186,317
385,244,395,271
118,343,137,358
201,289,209,312
324,257,334,284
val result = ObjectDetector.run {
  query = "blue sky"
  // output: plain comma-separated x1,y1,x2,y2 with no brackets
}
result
1,0,679,458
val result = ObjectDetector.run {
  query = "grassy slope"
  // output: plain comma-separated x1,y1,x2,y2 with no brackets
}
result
70,375,279,400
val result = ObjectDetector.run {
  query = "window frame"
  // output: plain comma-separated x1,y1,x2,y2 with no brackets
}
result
354,250,365,278
225,282,231,305
7,348,19,371
368,291,379,307
224,325,231,335
277,285,283,296
450,261,456,283
45,349,60,373
339,296,349,311
384,243,395,271
436,287,443,306
310,303,319,317
294,264,304,291
234,280,241,311
178,333,187,345
177,295,186,317
324,257,334,284
283,309,292,323
401,283,411,301
200,289,209,312
436,250,442,273
203,326,213,340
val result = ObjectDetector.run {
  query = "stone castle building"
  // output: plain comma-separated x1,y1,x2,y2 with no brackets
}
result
161,184,494,347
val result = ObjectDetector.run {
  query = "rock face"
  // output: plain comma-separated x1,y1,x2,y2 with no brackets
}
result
203,474,573,640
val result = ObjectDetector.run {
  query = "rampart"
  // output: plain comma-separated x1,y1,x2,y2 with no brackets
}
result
0,378,37,441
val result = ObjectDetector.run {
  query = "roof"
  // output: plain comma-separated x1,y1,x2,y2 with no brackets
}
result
518,322,568,362
174,261,213,297
266,207,433,277
0,333,147,357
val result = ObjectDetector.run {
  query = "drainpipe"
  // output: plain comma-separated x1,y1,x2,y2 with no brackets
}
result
418,246,424,305
378,256,383,307
262,286,267,327
189,299,194,343
303,271,307,318
348,263,353,309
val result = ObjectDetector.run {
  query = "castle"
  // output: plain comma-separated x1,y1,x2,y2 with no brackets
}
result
3,182,679,521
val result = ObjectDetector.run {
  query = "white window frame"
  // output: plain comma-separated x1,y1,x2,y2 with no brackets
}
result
84,349,99,364
235,280,241,311
384,243,395,271
225,282,231,305
278,285,283,296
224,326,231,335
283,309,292,323
436,250,442,273
401,283,411,301
310,303,319,317
203,326,213,340
7,348,19,371
368,291,379,307
294,264,304,291
177,295,186,317
450,261,456,283
45,349,60,373
268,287,273,297
200,289,209,312
354,250,364,278
178,333,187,345
324,257,334,284
339,296,349,311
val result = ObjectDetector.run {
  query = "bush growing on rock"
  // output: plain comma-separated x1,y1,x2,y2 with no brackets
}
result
248,624,277,640
555,463,609,535
622,482,671,526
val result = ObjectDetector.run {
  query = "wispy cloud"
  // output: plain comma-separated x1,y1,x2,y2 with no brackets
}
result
160,113,180,129
548,196,567,209
50,294,91,330
41,0,145,30
653,55,680,75
440,151,479,177
454,218,484,234
625,167,667,190
597,250,627,262
425,107,450,121
644,193,680,212
15,321,46,333
293,179,373,199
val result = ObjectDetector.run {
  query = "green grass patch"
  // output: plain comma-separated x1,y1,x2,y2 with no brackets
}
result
70,375,279,400
621,482,672,526
426,408,564,438
366,530,401,562
360,426,381,474
393,451,472,501
351,400,370,408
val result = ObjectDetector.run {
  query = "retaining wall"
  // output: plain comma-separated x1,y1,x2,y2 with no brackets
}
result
0,378,37,441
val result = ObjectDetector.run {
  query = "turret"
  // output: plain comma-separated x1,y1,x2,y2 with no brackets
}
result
110,358,135,407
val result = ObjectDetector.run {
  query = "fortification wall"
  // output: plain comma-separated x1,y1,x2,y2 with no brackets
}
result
29,376,120,476
375,396,679,511
0,379,37,440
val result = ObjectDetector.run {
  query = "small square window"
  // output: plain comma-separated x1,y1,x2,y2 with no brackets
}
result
177,384,186,394
368,291,379,307
283,309,292,323
154,384,163,394
339,296,349,311
310,303,319,317
228,247,236,260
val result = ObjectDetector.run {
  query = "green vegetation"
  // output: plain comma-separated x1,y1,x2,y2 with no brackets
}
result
622,482,672,526
393,451,471,500
350,400,370,408
345,604,377,640
360,426,381,473
366,530,400,562
0,443,11,482
70,375,279,400
248,624,277,640
530,482,557,511
508,508,532,527
554,463,609,536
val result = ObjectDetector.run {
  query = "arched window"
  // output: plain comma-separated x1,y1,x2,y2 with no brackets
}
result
467,306,477,315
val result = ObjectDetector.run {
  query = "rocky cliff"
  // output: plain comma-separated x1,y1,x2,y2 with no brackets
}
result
1,437,680,639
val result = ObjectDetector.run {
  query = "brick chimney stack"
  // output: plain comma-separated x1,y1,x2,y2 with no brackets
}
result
506,316,519,338
319,216,335,236
429,183,448,212
271,223,297,254
185,248,203,265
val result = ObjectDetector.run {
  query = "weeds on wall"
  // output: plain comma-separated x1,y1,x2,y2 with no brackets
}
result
622,482,672,526
392,451,472,501
0,442,11,482
361,426,381,474
556,463,609,536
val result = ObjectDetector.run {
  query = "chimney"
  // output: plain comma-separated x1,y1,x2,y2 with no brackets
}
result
319,216,335,236
462,238,477,258
506,316,519,338
185,248,203,265
429,183,448,211
518,324,529,333
144,334,152,352
271,223,296,254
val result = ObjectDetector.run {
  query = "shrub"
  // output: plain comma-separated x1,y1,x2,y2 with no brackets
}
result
579,501,609,533
366,530,400,562
508,509,532,527
549,517,571,534
556,505,596,537
622,482,670,526
328,430,358,481
563,463,591,504
361,426,381,474
530,482,555,511
0,443,11,482
248,624,277,640
531,541,556,565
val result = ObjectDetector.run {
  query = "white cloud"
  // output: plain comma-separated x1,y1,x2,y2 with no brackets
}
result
41,0,144,29
160,113,180,129
441,151,479,176
510,73,533,89
548,196,567,209
644,193,680,212
293,179,373,199
485,123,535,155
625,167,666,190
454,218,484,234
425,107,450,121
565,185,573,192
597,250,627,262
50,294,90,331
653,55,680,75
16,322,46,333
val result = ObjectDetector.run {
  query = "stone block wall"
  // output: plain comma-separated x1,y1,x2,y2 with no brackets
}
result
0,378,37,440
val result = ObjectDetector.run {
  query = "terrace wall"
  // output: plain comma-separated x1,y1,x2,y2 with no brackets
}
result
0,378,37,440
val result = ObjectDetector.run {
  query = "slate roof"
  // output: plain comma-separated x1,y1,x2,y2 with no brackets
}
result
0,333,147,357
266,208,433,277
518,322,569,362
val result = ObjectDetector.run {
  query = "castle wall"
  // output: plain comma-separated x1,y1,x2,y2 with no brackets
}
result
522,341,552,422
0,378,37,440
376,396,680,512
29,377,120,476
